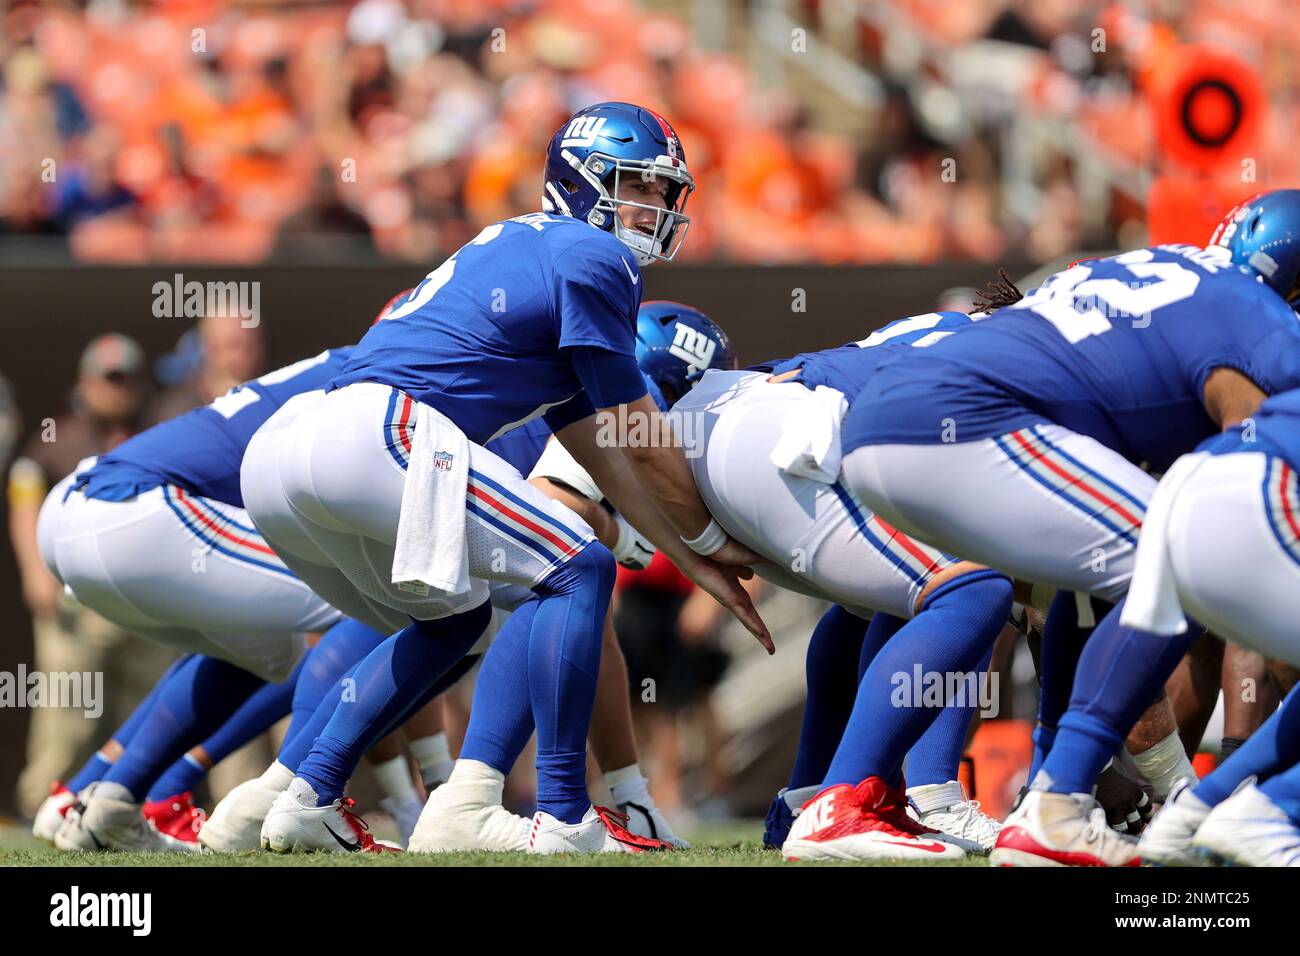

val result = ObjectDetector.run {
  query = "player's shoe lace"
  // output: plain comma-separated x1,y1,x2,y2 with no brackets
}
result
593,805,674,852
933,798,1000,844
337,797,400,854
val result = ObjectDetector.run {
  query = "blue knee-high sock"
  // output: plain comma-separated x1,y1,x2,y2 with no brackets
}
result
1028,592,1106,781
1196,686,1300,807
906,644,995,788
529,542,616,824
65,653,196,793
1039,603,1202,795
460,599,540,774
145,657,306,802
859,612,904,680
823,571,1012,789
295,601,492,804
786,606,871,790
102,656,265,802
859,613,908,788
285,618,388,748
277,639,481,777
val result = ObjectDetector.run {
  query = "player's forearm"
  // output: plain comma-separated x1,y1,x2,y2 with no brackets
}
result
569,440,711,575
620,438,713,540
1203,366,1267,429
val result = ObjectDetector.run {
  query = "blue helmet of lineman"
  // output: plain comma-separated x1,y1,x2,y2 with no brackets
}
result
1209,189,1300,309
542,102,694,266
635,300,736,404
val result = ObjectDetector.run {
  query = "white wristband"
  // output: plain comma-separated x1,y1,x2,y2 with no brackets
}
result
681,518,727,556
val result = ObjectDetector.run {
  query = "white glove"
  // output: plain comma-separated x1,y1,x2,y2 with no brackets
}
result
611,513,656,570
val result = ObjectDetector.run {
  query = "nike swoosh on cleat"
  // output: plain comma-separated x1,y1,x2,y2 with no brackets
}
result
323,822,360,852
882,839,949,854
86,827,106,851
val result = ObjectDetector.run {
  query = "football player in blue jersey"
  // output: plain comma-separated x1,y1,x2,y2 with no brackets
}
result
408,303,736,853
1133,385,1300,867
836,188,1300,866
243,103,771,854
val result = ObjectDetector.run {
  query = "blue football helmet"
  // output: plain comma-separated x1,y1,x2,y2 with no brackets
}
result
635,300,736,404
1209,189,1300,309
542,102,694,266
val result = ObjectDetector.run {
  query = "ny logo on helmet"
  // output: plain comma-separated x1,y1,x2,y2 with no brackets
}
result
668,324,717,370
561,116,607,148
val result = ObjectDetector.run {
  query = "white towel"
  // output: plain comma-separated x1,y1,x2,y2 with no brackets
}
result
391,400,472,596
768,385,849,484
1120,452,1207,636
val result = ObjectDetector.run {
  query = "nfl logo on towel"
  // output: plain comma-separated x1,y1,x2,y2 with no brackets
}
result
433,450,454,472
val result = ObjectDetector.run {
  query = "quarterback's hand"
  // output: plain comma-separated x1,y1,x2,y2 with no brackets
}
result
682,554,773,654
708,536,764,573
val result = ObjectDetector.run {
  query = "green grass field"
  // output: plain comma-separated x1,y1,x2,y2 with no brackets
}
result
0,817,987,867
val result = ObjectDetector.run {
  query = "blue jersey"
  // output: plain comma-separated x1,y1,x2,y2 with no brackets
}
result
484,371,667,478
844,246,1300,472
484,417,552,477
755,310,976,403
76,349,353,507
329,214,648,445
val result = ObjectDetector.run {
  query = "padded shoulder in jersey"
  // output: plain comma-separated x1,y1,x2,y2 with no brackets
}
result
1176,257,1300,397
548,222,642,355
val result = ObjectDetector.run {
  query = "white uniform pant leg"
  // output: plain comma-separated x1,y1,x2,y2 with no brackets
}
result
678,371,958,619
843,423,1156,602
243,383,594,626
40,484,334,681
1160,452,1300,667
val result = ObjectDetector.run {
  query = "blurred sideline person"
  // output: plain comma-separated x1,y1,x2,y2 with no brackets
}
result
8,334,175,819
147,313,266,425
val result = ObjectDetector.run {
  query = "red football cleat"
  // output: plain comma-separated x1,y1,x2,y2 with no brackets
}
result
592,805,676,853
782,776,966,861
33,781,78,843
143,792,207,844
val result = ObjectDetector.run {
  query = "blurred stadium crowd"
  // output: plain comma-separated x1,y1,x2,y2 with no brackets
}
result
4,0,1299,266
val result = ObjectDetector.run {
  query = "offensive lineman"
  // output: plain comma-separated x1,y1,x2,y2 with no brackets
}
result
839,189,1300,866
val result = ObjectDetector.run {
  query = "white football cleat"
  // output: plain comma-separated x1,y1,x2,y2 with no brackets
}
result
527,805,674,854
380,796,424,848
1137,778,1212,866
54,783,197,853
261,777,398,854
991,789,1140,867
199,762,293,853
907,780,1002,854
33,782,78,844
407,763,530,852
1193,782,1300,867
782,777,965,862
